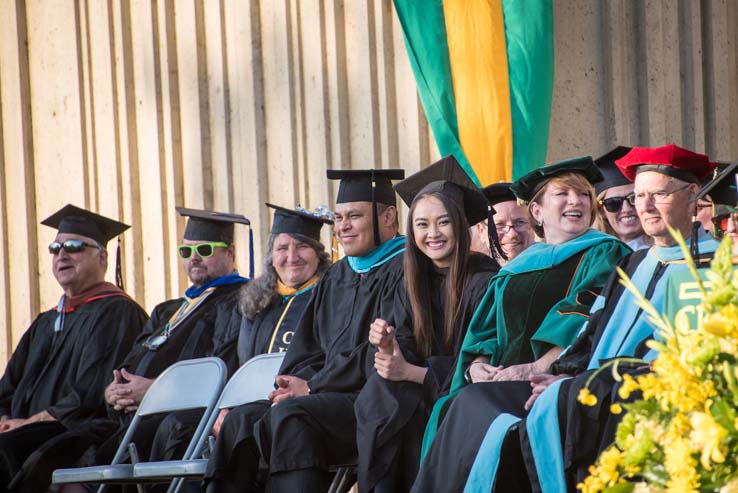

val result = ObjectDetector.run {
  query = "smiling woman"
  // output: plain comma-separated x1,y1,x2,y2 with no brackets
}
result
354,155,499,491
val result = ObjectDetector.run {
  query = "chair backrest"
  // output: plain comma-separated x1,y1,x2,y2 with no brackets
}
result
110,357,227,466
137,357,227,416
218,352,285,409
187,352,285,461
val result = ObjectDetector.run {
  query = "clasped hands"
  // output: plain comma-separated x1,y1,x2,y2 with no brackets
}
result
368,319,426,384
105,369,154,413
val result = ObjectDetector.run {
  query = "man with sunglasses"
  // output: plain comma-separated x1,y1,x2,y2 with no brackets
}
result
457,144,724,492
8,207,250,493
0,205,148,492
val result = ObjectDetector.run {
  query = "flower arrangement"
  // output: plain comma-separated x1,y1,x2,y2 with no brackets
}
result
579,232,738,493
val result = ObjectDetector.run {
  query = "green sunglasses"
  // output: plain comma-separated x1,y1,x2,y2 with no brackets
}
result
177,242,229,259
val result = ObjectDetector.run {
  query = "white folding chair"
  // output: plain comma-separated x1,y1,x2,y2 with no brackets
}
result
52,357,227,493
131,352,285,492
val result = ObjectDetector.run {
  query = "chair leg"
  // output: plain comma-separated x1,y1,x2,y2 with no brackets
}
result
336,467,356,493
327,468,345,493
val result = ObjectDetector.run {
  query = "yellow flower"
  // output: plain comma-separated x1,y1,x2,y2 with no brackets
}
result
610,403,622,415
618,373,639,400
690,411,727,470
578,388,597,407
702,304,738,336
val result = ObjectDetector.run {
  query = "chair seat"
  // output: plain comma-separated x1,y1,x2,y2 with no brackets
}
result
133,459,207,479
53,464,135,484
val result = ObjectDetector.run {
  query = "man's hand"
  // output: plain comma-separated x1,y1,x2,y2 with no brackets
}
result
524,373,569,410
212,408,230,438
107,369,154,413
105,369,128,406
0,418,27,432
268,375,309,406
0,410,55,433
368,319,395,355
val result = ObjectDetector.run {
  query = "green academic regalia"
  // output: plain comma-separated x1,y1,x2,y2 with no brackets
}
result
412,229,629,493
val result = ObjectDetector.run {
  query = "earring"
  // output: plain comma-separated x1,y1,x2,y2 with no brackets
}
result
537,220,543,226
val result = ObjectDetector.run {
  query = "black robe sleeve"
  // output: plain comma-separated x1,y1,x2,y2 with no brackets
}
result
0,319,39,418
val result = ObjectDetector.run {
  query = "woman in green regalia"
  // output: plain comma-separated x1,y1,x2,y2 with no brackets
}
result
411,157,631,493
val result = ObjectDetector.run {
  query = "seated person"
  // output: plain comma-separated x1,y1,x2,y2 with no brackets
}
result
412,156,631,493
474,182,535,265
0,205,147,492
13,207,250,493
354,156,499,492
593,146,651,250
460,144,719,493
202,204,332,490
204,169,408,493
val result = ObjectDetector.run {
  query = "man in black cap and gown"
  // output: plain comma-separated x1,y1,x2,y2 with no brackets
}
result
0,204,148,491
8,207,250,493
204,168,408,493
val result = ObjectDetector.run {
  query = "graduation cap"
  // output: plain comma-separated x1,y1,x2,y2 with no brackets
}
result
266,203,333,241
614,144,716,184
41,204,130,288
482,182,516,207
696,159,738,207
327,168,405,246
510,156,602,203
593,146,632,195
394,155,489,226
176,206,255,278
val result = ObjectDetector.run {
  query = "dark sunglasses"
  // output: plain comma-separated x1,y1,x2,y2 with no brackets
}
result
598,194,636,213
48,239,100,255
177,242,228,259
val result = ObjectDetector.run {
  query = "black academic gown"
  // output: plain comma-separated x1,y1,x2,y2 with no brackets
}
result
202,288,312,493
0,293,147,491
250,247,407,492
8,282,243,493
354,253,498,492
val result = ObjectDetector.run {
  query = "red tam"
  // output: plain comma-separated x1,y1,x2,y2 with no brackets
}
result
614,144,716,183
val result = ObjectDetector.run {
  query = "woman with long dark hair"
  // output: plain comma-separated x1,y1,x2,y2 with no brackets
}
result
354,155,499,492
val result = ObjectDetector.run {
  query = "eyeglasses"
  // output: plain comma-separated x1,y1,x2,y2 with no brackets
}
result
632,184,691,205
177,242,229,259
494,219,530,235
49,239,101,255
598,195,636,213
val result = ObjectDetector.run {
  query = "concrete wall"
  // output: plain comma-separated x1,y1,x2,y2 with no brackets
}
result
0,0,736,364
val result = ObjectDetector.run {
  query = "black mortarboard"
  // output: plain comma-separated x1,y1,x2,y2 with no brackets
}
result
696,159,738,206
594,146,632,195
327,168,405,246
176,206,254,278
176,207,250,243
41,204,129,246
510,156,602,203
326,169,405,205
394,155,489,226
266,203,333,241
482,182,516,206
42,204,130,288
